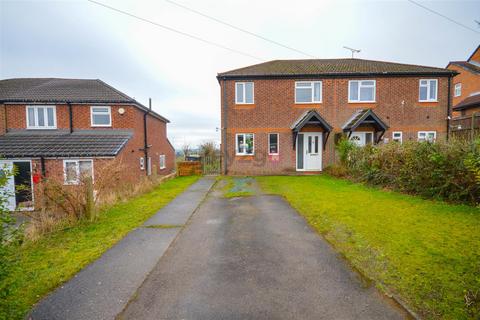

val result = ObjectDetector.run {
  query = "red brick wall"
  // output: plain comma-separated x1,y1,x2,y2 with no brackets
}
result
2,103,175,198
221,76,450,175
448,64,480,116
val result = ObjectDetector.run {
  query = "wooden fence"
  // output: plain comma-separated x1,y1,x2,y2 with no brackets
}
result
450,113,480,141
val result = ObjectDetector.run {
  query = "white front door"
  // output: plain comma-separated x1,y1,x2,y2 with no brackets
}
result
304,133,322,171
0,161,16,211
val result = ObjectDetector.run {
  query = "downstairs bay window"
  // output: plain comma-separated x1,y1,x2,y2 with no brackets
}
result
236,133,254,155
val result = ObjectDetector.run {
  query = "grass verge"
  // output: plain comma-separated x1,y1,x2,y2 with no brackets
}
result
257,175,480,320
1,176,199,320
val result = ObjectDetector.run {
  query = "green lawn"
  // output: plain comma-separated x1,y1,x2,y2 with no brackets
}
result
257,175,480,320
1,176,199,320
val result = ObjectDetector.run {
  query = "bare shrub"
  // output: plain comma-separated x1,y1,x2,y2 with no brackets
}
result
23,158,175,241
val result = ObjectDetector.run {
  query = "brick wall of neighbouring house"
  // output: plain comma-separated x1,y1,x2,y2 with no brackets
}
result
448,64,480,112
220,76,450,175
2,103,175,188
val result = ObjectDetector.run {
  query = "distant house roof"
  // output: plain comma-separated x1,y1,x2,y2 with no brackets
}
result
0,78,169,123
342,109,389,132
447,61,480,75
453,94,480,111
217,58,455,79
0,130,132,158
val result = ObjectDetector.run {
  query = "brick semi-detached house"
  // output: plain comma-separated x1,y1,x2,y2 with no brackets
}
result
218,59,456,175
447,45,480,117
0,78,175,210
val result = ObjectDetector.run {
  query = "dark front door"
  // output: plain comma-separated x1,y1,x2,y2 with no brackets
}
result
13,161,33,208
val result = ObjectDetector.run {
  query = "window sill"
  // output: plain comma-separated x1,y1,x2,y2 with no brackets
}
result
91,125,112,127
235,155,254,160
294,103,322,108
418,100,438,103
348,101,376,104
26,127,58,130
234,104,255,109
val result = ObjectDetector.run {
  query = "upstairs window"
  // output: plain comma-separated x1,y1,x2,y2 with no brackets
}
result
64,159,93,185
91,106,112,126
236,133,254,155
268,133,279,155
418,131,436,142
348,80,376,102
295,81,322,103
235,82,254,104
454,83,462,97
26,105,56,129
419,79,438,102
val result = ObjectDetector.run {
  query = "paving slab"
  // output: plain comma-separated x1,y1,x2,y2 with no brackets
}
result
29,177,215,320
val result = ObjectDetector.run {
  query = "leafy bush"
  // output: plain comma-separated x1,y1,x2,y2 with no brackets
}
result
0,165,23,318
336,138,480,205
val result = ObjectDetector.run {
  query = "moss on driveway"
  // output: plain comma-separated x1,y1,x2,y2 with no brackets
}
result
257,175,480,319
1,176,199,320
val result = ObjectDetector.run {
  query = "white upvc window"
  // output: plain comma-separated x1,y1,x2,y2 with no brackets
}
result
348,80,376,103
295,81,322,103
454,83,462,97
418,131,436,142
392,131,403,143
268,133,279,155
236,133,254,155
26,105,57,129
235,82,254,104
159,154,166,169
63,159,93,185
91,106,112,127
139,157,145,170
419,79,438,102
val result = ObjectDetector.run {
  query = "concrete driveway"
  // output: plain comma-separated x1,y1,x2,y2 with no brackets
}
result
119,182,408,320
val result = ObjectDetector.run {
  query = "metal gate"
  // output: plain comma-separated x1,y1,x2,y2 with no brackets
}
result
201,155,221,175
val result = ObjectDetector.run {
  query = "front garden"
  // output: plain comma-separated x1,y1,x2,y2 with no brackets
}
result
257,174,480,319
0,176,199,320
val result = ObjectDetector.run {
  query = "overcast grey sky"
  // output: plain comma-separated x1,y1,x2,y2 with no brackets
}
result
1,0,479,148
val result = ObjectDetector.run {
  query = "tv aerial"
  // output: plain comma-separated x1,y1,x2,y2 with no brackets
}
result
343,46,361,58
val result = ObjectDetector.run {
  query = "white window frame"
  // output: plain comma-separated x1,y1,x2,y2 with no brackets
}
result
268,133,279,155
417,131,437,142
454,83,462,97
26,105,57,129
235,133,255,156
294,81,322,104
90,106,112,127
348,80,376,103
235,82,254,104
392,131,403,143
159,154,166,169
139,157,145,170
419,79,438,102
63,159,94,185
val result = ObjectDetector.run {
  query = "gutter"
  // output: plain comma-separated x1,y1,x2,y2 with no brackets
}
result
216,71,458,82
68,102,73,133
447,76,452,141
222,77,228,175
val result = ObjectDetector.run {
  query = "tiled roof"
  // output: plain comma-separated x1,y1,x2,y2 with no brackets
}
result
291,110,332,132
448,61,480,75
453,94,480,111
0,78,169,122
0,130,132,158
342,109,388,132
218,58,455,78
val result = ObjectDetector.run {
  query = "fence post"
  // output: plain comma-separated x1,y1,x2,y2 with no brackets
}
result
85,177,96,221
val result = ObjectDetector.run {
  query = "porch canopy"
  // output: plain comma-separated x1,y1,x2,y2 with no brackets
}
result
291,110,333,150
342,109,388,143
